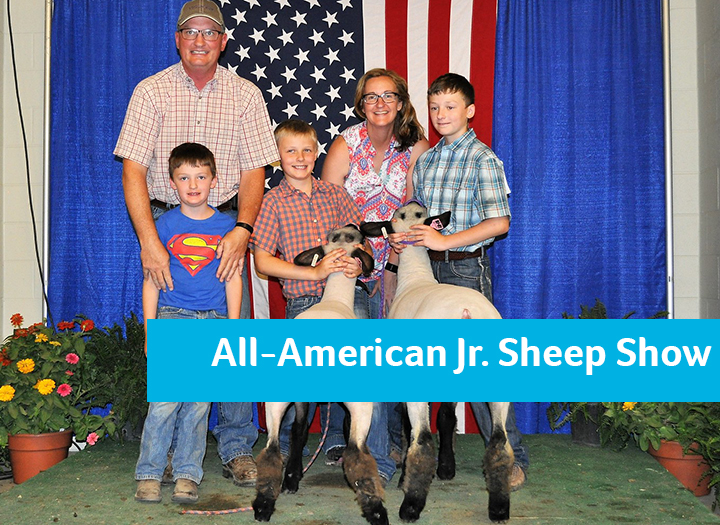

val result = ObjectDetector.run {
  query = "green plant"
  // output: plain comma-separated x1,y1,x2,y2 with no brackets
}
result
0,313,116,447
562,298,667,319
84,313,147,442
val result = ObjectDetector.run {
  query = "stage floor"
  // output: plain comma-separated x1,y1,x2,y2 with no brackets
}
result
1,434,718,524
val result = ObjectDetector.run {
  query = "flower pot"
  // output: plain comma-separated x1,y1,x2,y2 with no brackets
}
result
571,403,602,447
7,429,73,484
648,440,711,496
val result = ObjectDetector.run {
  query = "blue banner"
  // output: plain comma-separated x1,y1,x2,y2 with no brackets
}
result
147,320,718,402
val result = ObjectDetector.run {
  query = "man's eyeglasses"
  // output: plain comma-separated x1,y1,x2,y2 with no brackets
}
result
362,92,400,105
178,28,223,42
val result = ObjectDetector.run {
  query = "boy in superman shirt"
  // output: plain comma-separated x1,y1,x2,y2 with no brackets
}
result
135,142,241,504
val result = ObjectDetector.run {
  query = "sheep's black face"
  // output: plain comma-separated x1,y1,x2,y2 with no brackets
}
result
325,225,364,251
392,202,428,231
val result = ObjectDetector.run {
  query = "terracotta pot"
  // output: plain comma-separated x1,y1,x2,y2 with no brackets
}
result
648,440,711,496
7,429,73,484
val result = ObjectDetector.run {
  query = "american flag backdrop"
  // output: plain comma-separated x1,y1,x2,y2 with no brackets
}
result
216,0,498,322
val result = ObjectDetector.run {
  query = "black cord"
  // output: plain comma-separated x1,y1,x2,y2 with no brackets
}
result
6,0,54,326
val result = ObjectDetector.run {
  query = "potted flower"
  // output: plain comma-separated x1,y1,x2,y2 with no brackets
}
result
0,313,116,483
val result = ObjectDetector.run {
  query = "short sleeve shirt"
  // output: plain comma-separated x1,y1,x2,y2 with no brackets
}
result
114,63,279,207
251,178,362,299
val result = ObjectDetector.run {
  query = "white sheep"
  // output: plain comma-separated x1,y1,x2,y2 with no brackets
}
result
362,202,513,523
254,227,386,524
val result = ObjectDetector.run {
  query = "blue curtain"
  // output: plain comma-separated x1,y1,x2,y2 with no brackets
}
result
48,1,664,434
491,0,666,320
48,1,185,328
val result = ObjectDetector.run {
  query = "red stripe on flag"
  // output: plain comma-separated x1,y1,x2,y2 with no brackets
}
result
385,0,409,79
427,0,452,146
469,0,496,146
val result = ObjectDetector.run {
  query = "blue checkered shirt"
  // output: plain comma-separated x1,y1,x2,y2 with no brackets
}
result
413,129,511,252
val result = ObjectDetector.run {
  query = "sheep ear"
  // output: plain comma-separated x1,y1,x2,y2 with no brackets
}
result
294,246,325,267
361,220,394,238
350,248,375,277
425,211,451,230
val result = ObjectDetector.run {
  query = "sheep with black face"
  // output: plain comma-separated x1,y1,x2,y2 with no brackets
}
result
362,202,513,523
253,227,386,525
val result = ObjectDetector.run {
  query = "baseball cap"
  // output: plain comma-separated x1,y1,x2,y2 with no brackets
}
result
177,0,225,30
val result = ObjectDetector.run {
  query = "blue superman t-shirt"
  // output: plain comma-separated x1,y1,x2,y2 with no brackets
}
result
156,207,235,314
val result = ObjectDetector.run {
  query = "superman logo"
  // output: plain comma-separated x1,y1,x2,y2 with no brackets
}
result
167,234,222,276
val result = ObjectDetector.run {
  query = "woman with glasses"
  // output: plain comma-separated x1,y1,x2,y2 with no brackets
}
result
321,69,429,486
322,68,429,321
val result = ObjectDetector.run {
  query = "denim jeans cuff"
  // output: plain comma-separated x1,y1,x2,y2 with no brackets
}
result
135,474,162,482
322,435,347,454
174,473,202,485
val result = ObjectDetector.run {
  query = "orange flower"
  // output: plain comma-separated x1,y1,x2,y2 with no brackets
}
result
0,349,10,366
622,402,637,411
80,319,94,332
10,313,23,327
57,321,75,331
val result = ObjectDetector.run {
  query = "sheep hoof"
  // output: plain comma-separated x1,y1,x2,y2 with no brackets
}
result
361,500,389,525
436,459,455,480
399,494,426,523
252,493,276,522
281,474,301,494
488,491,510,523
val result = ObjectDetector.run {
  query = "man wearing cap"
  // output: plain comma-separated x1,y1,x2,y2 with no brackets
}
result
115,0,277,492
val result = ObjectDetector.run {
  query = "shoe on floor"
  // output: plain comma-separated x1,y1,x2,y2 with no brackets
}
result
135,479,162,503
222,455,257,487
389,448,403,468
325,446,345,466
162,452,173,485
510,463,526,492
172,478,198,504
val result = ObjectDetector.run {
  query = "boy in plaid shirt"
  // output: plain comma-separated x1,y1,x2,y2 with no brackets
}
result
251,119,364,317
251,119,364,466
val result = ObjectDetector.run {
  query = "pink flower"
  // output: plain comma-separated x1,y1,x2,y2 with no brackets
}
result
87,432,99,446
57,383,72,397
65,370,74,376
65,353,79,365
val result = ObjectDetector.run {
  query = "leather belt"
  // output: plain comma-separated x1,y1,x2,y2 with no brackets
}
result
150,198,235,212
427,246,487,262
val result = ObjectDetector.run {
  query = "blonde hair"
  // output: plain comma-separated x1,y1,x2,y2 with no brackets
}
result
274,119,318,148
353,68,424,152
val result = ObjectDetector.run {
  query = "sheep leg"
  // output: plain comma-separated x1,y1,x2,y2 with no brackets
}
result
254,402,291,522
343,402,389,525
484,402,513,523
399,402,436,523
436,402,457,480
282,402,309,493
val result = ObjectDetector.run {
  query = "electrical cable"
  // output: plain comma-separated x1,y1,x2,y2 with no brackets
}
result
6,0,54,326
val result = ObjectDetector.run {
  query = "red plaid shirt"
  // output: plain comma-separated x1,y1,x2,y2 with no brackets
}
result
114,63,279,207
252,178,362,299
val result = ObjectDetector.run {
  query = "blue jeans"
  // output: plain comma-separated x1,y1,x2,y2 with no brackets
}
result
430,254,493,303
151,203,251,320
469,402,529,470
432,255,528,470
136,402,211,484
285,295,322,319
278,403,346,456
354,280,383,319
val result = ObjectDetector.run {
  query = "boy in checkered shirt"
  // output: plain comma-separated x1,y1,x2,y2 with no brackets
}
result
251,119,364,465
251,119,364,317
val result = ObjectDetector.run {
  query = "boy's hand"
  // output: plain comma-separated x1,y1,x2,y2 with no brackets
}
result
340,254,363,279
312,248,347,279
407,224,448,251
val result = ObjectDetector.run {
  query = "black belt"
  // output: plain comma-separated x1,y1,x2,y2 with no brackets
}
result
150,198,235,212
427,246,487,262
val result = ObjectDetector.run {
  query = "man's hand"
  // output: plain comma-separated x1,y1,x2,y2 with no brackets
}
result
142,237,173,291
216,227,250,283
